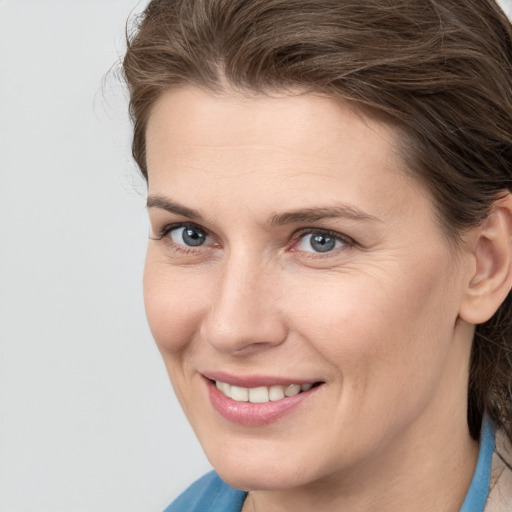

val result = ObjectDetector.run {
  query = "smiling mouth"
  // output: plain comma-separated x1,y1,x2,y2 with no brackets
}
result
213,380,322,403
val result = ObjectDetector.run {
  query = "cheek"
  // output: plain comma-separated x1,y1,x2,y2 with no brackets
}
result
288,269,460,440
143,253,206,355
286,256,459,385
143,254,211,420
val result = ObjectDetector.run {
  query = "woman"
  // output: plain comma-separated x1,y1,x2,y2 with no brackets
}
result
122,0,512,510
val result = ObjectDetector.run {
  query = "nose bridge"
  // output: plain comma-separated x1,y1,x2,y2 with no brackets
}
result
201,248,287,353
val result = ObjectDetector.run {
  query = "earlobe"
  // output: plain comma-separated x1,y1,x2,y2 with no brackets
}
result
459,193,512,325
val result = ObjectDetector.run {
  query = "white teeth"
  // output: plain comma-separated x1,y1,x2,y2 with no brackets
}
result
216,380,231,397
269,385,285,401
284,384,301,397
215,381,315,403
230,385,249,402
248,386,269,403
221,382,231,398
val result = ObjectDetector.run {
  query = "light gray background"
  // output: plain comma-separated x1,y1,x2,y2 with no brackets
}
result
0,2,211,511
1,1,511,511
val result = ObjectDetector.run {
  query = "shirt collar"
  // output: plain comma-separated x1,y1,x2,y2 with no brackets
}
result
460,415,495,512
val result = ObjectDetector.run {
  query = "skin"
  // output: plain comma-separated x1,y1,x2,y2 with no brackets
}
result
144,86,481,511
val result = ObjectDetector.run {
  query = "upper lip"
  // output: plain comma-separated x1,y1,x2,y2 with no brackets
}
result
201,371,322,388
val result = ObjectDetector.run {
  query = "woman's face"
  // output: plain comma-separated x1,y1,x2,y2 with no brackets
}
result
144,87,474,491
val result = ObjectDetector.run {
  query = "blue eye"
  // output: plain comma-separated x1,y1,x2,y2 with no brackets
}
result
296,231,347,253
170,226,208,247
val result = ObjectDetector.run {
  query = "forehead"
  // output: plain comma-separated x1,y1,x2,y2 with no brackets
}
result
147,87,399,159
144,86,426,222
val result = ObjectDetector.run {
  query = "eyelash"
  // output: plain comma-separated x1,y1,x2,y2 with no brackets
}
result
290,228,355,256
150,223,213,254
150,223,355,256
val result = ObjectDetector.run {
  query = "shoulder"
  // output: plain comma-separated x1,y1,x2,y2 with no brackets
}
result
163,471,248,512
486,429,512,512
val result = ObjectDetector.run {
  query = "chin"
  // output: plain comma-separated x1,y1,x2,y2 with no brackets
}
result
216,464,312,492
203,441,328,492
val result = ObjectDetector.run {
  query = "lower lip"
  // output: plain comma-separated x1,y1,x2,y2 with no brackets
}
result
206,379,322,427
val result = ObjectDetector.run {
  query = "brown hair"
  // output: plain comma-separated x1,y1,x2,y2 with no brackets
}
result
122,0,512,441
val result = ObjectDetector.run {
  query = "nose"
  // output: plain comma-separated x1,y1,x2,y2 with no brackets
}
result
200,253,288,354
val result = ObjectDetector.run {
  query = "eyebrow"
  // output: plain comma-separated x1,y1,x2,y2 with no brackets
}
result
270,205,380,226
147,195,379,225
147,195,204,221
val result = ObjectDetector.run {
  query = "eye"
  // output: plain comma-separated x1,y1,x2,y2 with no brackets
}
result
169,225,208,247
295,230,349,253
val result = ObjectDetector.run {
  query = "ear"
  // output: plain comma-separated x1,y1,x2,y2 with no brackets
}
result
459,193,512,325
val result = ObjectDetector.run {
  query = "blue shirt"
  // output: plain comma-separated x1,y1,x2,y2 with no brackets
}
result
163,471,246,512
460,416,494,512
164,418,496,512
